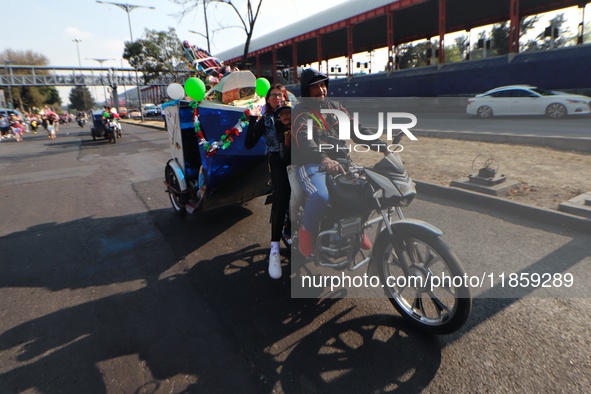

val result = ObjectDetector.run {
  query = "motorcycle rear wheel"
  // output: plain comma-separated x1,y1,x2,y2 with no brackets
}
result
376,227,471,334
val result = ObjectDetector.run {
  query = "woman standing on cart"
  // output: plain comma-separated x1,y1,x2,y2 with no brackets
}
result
245,84,292,280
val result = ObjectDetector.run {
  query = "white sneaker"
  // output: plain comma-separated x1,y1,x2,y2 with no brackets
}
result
268,252,282,279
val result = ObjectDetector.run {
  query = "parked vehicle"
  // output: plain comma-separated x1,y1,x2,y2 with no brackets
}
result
467,85,591,119
118,107,128,118
143,104,160,117
128,109,141,119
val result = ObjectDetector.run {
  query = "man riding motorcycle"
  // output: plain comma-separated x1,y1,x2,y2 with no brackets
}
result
102,107,122,137
292,69,389,257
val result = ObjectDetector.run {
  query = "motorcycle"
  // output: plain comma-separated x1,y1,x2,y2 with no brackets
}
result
77,118,86,128
105,119,119,143
289,137,472,335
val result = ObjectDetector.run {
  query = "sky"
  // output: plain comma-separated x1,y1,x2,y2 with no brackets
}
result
1,0,587,105
1,0,348,103
2,0,347,67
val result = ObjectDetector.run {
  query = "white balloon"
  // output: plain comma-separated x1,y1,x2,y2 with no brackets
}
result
167,83,185,100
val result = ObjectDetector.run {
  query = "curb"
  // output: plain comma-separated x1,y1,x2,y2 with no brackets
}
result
121,120,165,131
413,129,591,153
415,180,591,233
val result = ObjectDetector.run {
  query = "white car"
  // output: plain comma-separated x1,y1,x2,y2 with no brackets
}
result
143,104,160,117
466,85,591,119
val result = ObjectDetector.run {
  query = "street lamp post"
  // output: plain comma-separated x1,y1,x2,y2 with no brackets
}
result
96,1,155,122
73,39,82,68
87,58,115,106
73,39,89,111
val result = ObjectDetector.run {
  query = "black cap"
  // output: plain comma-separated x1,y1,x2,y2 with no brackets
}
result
275,101,293,116
300,69,329,97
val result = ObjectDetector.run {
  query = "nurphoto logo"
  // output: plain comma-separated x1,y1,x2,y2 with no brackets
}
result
306,109,418,153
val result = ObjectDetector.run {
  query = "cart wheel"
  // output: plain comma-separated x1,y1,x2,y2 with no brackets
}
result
165,164,187,215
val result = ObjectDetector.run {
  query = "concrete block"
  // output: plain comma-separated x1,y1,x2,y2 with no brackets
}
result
450,177,519,196
558,192,591,218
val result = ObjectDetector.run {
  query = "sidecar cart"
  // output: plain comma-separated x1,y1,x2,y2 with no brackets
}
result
90,110,107,141
163,75,269,214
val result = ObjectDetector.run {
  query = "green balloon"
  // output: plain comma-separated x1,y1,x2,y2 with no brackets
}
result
184,77,206,101
255,77,271,97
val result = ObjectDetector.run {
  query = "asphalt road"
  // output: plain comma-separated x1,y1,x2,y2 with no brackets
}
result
354,107,591,139
0,123,590,393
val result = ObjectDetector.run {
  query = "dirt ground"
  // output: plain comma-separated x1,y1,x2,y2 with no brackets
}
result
350,137,591,211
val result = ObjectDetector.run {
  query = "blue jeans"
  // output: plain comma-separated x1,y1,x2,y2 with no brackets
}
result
297,164,329,233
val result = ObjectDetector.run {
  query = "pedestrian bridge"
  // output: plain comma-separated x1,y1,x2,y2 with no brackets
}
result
1,65,177,87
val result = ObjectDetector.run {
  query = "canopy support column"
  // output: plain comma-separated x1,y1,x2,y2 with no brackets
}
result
272,48,278,83
387,11,395,71
438,0,446,64
292,44,299,84
316,35,324,74
347,24,353,77
509,0,521,53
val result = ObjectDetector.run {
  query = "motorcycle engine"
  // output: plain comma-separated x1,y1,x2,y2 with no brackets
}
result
322,217,362,259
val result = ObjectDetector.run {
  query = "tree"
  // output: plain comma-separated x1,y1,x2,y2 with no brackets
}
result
172,0,264,68
467,16,539,58
45,89,62,108
68,86,95,111
398,42,430,69
172,0,212,53
0,49,60,112
444,35,468,63
523,13,572,52
123,27,185,84
491,22,510,56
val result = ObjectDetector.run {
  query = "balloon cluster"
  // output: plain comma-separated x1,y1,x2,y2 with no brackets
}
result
255,77,270,97
184,77,207,102
166,83,185,100
166,75,270,102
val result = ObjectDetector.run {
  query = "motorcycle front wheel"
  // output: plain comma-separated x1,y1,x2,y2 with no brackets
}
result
376,226,472,335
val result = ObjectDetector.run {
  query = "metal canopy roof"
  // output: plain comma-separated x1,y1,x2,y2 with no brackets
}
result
215,0,586,66
214,0,425,61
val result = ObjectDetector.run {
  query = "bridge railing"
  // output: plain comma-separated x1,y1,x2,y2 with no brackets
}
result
1,65,188,87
